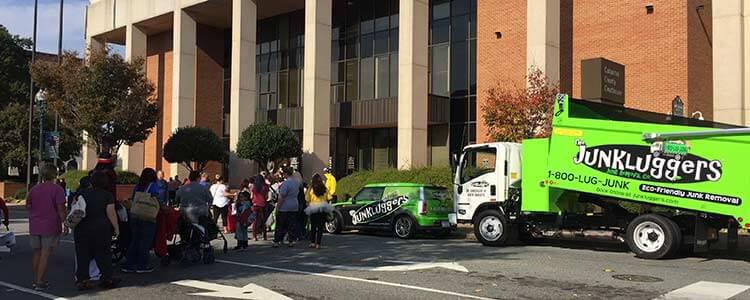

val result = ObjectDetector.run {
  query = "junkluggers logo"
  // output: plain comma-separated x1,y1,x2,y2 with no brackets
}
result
573,140,722,183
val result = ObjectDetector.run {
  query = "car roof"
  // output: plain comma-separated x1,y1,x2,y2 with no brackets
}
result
363,182,445,189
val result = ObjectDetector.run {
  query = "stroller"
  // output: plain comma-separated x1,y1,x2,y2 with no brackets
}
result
165,215,228,265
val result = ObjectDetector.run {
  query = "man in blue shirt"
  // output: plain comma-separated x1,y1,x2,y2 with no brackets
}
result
273,167,300,248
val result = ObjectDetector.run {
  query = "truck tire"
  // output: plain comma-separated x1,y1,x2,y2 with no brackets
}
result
474,210,510,246
626,214,682,259
393,214,416,239
325,212,343,234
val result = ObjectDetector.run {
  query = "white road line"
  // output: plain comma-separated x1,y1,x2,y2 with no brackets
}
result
656,281,750,300
217,259,496,300
0,280,69,300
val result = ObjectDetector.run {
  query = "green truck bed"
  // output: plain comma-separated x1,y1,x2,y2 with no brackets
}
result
521,94,750,229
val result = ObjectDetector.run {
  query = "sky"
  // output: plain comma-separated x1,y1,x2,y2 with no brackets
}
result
0,0,88,54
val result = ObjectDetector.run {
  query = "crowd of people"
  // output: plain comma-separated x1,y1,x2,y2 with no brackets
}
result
24,152,337,292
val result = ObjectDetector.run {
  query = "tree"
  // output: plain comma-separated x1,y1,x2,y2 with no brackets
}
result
0,25,80,179
236,123,302,172
163,126,225,173
30,48,159,154
482,66,560,143
0,24,31,107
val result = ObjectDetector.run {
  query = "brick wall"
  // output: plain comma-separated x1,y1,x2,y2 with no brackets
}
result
476,0,527,143
145,31,174,178
570,1,690,115
195,24,225,178
687,0,713,120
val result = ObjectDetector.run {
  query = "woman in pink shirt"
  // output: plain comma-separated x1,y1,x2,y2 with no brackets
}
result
26,164,67,291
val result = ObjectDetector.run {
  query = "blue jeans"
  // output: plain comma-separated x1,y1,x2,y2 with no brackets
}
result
124,219,156,270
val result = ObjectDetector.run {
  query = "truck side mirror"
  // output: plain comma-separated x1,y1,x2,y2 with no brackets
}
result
451,153,459,169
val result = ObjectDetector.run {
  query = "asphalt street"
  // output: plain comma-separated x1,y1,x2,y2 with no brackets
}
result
1,205,749,300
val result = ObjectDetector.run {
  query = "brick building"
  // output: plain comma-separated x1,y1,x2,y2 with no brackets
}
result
82,0,733,183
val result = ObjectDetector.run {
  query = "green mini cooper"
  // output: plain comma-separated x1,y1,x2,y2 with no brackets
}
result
325,183,456,239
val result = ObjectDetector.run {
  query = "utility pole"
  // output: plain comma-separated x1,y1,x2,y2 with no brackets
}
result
54,0,64,170
26,0,39,189
37,91,45,184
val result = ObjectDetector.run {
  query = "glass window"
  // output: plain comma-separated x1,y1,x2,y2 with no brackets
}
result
432,0,450,21
260,73,270,93
390,14,399,29
289,68,300,107
452,0,468,16
346,61,359,102
376,56,389,99
346,37,358,59
431,19,450,44
353,186,384,202
390,29,399,51
460,147,496,183
469,13,476,38
361,33,374,58
360,58,374,100
451,41,468,97
430,45,449,97
270,72,278,93
469,39,476,94
469,96,476,122
361,19,374,35
452,15,467,42
375,16,389,32
390,53,398,97
332,84,345,103
374,30,389,55
279,71,288,107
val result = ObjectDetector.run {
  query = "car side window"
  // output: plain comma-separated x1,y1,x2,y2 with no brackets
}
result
353,187,385,202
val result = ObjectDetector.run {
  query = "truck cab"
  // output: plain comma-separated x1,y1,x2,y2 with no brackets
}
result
454,142,521,244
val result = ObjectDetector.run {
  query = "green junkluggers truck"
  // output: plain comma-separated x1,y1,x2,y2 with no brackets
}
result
452,94,749,259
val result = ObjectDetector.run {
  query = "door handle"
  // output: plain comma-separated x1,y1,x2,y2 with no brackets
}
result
490,185,496,196
457,186,463,194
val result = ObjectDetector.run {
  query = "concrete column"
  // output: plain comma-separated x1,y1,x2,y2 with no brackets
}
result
397,0,429,169
526,0,560,84
170,9,197,177
228,0,257,185
302,0,332,178
119,24,147,172
713,0,748,125
80,36,105,171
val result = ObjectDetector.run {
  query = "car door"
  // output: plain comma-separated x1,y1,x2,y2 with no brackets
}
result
340,186,385,228
454,145,504,222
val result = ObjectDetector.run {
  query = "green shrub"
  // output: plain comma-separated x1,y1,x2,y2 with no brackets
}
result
62,169,140,191
336,167,454,200
14,188,27,200
116,170,140,184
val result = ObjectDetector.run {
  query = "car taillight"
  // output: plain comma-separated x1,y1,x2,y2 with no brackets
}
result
419,187,427,215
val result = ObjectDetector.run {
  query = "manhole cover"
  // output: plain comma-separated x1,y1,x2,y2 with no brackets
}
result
612,274,663,282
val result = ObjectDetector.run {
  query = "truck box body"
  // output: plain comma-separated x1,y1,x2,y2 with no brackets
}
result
523,94,750,228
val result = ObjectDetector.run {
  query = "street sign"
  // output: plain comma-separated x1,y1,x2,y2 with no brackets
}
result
172,280,292,300
7,167,19,177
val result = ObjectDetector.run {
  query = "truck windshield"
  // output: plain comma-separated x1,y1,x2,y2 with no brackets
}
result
460,147,497,183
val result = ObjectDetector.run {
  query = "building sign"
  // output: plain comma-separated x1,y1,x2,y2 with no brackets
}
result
581,58,625,105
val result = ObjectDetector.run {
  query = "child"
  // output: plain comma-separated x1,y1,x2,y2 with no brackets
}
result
233,180,252,250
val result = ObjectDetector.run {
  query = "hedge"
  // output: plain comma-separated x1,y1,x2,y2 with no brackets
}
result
62,169,140,191
336,167,453,200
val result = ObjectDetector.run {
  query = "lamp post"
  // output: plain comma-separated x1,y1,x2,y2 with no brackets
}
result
25,0,39,189
36,90,46,183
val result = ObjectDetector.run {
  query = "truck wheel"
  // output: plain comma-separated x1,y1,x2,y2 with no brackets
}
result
325,213,343,234
393,215,416,239
626,214,681,259
474,210,509,246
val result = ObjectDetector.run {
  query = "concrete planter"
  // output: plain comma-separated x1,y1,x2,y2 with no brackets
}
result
0,182,26,199
115,184,136,202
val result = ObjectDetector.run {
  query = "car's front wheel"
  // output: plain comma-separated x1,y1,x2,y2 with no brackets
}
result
474,209,510,246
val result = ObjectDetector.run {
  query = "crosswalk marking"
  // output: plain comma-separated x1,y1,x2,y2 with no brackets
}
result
656,281,750,300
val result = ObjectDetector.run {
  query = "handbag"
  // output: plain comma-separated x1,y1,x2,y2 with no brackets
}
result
130,183,160,222
66,195,87,228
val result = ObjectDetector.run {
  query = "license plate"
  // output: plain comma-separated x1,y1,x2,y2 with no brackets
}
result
441,221,450,228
